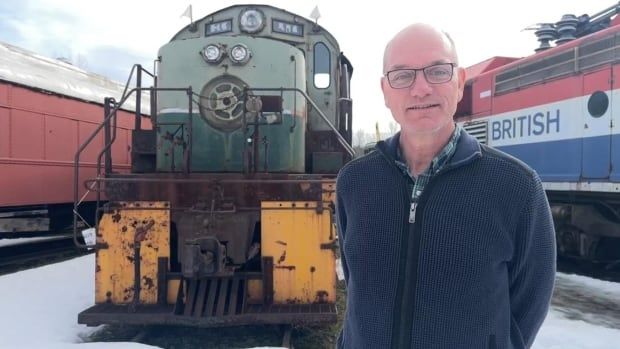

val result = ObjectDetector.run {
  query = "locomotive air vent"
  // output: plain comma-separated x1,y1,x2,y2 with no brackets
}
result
463,121,489,145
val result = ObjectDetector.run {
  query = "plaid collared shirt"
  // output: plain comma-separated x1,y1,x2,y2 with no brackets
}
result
395,125,462,223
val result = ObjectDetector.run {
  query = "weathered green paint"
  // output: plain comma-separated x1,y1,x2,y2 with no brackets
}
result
156,36,306,172
156,114,190,172
157,112,304,172
167,4,345,143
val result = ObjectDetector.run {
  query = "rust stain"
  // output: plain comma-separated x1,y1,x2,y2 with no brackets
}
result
277,250,286,264
123,287,133,302
310,266,316,273
315,290,329,303
275,265,295,270
275,240,287,246
121,226,128,233
135,219,155,242
111,211,122,223
143,276,154,289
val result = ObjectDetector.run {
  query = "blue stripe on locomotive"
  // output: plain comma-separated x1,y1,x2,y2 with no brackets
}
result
494,134,620,181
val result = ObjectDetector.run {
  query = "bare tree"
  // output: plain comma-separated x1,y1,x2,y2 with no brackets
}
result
52,49,89,70
355,128,367,147
75,54,89,70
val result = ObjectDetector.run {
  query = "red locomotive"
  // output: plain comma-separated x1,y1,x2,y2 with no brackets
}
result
456,4,620,262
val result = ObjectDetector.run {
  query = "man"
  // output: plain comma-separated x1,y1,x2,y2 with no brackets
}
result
336,23,556,348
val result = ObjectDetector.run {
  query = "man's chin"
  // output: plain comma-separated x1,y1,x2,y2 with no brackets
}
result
405,123,446,136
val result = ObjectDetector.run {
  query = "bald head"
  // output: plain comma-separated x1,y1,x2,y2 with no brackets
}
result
383,23,458,74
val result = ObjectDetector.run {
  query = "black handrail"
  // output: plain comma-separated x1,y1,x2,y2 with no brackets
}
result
99,98,118,176
72,85,192,249
73,79,346,248
96,97,117,228
246,87,356,157
73,87,140,249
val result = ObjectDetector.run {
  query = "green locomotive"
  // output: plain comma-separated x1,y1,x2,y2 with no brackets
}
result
74,4,354,328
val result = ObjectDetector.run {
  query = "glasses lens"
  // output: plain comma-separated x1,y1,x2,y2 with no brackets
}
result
424,64,453,83
388,70,415,88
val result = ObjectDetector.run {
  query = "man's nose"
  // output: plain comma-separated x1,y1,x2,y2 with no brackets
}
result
409,75,432,97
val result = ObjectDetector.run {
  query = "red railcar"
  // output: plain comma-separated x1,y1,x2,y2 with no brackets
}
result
0,42,148,236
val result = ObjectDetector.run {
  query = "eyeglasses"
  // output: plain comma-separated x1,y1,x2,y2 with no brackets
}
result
385,63,456,89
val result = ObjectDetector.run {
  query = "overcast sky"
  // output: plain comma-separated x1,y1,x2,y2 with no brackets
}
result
0,0,617,132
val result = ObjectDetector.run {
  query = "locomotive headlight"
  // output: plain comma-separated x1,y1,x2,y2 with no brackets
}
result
230,44,251,64
202,44,223,63
239,8,265,33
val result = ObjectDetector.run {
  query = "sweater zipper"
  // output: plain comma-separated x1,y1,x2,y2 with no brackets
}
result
390,172,448,349
391,181,422,349
376,144,459,349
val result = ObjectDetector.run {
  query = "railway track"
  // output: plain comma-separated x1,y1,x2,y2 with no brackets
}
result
0,234,91,274
85,323,304,348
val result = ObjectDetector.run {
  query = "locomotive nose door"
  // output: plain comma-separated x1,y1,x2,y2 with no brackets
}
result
582,68,612,179
307,37,337,132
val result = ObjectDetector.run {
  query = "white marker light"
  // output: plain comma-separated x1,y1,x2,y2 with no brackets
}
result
239,9,265,33
203,44,223,63
230,44,250,64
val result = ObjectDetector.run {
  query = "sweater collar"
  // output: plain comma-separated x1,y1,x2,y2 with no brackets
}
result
376,127,482,171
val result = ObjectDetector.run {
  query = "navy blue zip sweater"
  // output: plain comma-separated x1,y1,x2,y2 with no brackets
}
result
336,130,556,349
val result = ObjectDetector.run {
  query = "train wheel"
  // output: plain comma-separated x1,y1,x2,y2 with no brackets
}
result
556,224,583,258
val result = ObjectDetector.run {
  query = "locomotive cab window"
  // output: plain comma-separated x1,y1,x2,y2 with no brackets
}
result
313,42,330,89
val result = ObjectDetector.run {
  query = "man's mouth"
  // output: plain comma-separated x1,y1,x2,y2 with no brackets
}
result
407,103,440,110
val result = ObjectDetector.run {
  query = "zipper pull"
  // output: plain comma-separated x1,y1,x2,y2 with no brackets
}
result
409,202,417,223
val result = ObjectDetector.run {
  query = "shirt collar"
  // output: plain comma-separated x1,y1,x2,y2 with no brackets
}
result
395,124,462,176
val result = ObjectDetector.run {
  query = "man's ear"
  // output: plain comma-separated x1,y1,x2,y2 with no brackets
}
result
381,76,389,107
456,67,466,102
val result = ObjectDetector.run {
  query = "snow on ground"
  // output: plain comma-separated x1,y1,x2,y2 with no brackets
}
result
335,258,344,281
552,272,620,330
0,235,69,247
1,254,620,348
0,255,154,349
533,310,620,349
556,272,620,299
